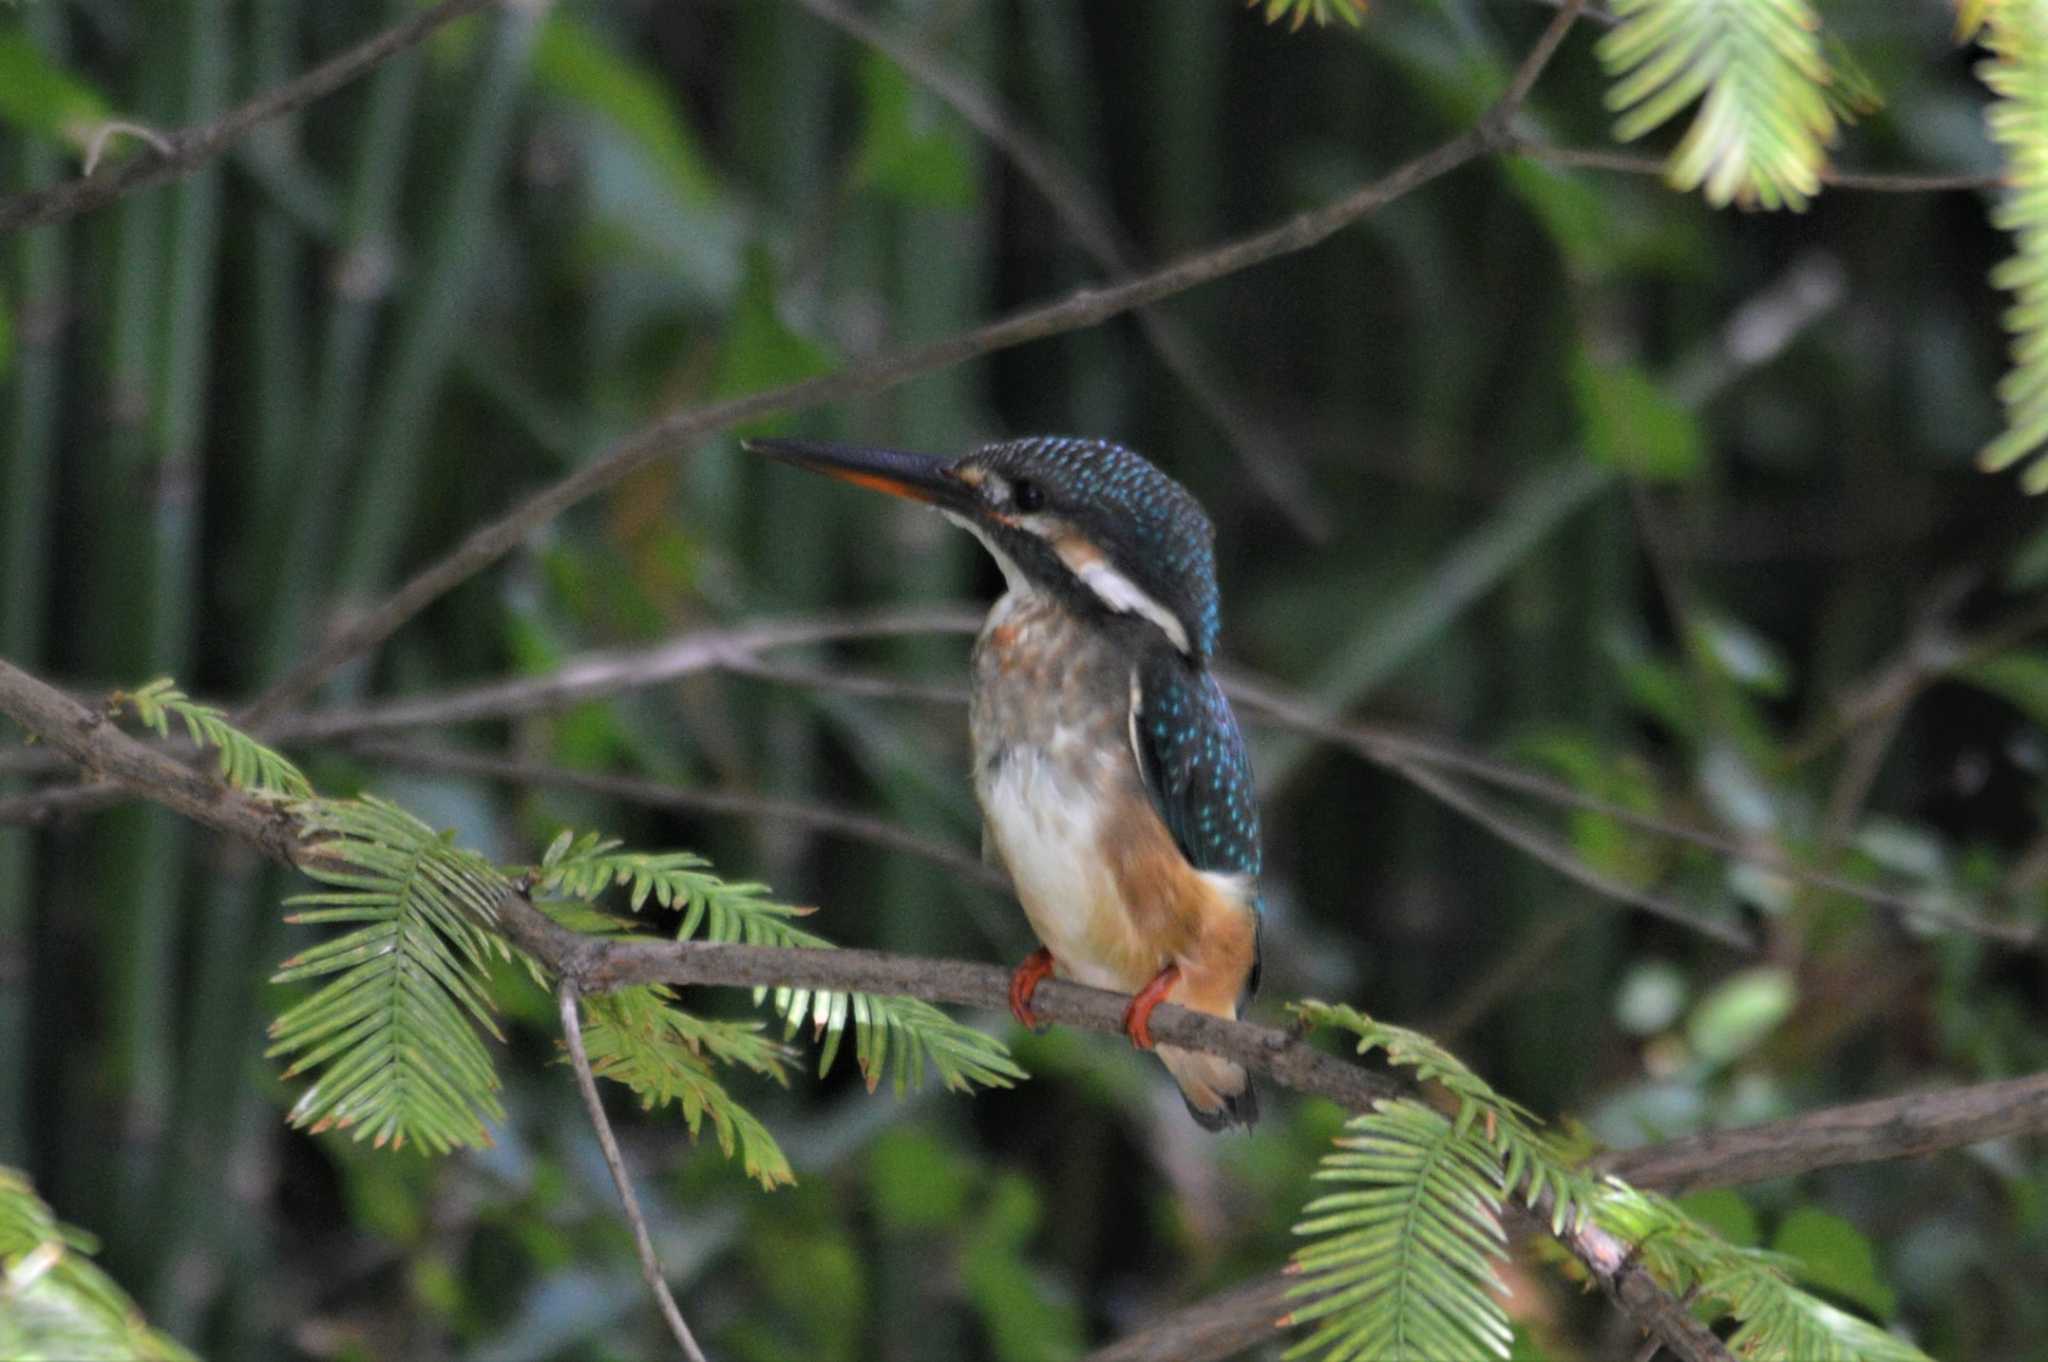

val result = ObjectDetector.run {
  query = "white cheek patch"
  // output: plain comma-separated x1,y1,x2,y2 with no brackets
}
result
1056,537,1191,654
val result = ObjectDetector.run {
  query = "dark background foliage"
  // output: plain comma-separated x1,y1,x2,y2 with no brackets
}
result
3,0,2045,1358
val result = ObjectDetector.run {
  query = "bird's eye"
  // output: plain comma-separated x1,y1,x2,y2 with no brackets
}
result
1011,479,1045,513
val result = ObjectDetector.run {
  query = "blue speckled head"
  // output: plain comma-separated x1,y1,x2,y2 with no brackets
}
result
959,436,1222,660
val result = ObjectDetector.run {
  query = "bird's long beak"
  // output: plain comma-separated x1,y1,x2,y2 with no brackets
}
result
742,437,973,512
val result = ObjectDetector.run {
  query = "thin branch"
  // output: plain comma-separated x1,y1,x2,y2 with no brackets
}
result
557,980,710,1362
1787,592,2048,769
0,0,502,234
795,0,1330,538
348,739,1006,892
1516,142,2005,195
1390,757,1755,950
237,0,1589,732
1492,0,1589,126
269,606,978,742
1219,675,2044,951
1595,1067,2048,1193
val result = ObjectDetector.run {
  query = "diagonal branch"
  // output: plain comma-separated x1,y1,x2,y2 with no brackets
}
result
347,740,1007,893
1514,142,2006,195
236,0,1585,732
0,0,503,234
557,980,710,1362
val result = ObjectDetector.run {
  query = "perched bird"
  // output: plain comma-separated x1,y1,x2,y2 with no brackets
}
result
743,435,1262,1128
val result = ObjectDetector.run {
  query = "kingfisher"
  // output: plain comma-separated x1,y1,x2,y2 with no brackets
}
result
743,434,1262,1128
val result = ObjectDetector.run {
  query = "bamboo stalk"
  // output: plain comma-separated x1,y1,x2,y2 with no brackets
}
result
113,0,231,1282
334,5,544,615
0,0,71,1168
260,0,426,680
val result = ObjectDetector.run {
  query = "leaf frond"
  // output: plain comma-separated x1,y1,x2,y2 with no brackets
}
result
1974,2,2048,488
528,829,1028,1098
0,1167,198,1361
266,796,508,1153
1597,0,1841,210
578,986,796,1189
115,677,311,797
1287,1002,1929,1362
1590,1181,1932,1362
1283,1099,1513,1362
1247,0,1368,33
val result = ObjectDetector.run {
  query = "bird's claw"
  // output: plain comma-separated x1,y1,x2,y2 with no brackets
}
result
1009,947,1056,1032
1122,963,1182,1051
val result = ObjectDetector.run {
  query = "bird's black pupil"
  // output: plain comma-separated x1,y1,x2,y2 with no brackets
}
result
1012,479,1044,512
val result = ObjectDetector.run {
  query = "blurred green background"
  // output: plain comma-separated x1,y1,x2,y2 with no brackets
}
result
3,0,2046,1358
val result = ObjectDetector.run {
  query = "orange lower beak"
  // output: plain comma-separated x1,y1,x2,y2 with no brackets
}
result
741,438,969,511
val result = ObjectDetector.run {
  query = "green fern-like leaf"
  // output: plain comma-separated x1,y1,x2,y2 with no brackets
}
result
0,1167,198,1362
578,986,796,1189
1591,1181,1932,1362
1284,1099,1513,1362
1957,0,1994,43
117,677,311,797
1292,1001,1598,1230
1975,2,2048,489
532,831,1028,1096
1247,0,1368,33
267,797,509,1153
1598,0,1841,210
1289,1003,1929,1362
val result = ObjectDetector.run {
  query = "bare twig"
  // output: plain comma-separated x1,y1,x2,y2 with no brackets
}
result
1516,143,2005,195
1219,676,2043,951
1596,1067,2048,1192
557,980,710,1362
1787,592,2048,769
0,0,502,233
1491,0,1588,127
269,607,978,742
795,0,1331,538
1391,758,1755,950
349,739,1006,891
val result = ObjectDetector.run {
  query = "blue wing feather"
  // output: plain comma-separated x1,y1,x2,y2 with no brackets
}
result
1130,651,1261,879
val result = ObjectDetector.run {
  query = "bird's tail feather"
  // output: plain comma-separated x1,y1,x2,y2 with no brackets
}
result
1158,1044,1256,1129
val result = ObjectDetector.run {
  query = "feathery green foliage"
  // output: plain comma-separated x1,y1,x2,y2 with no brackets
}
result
116,677,311,797
1246,0,1368,33
578,986,796,1189
1593,1184,1933,1362
1597,0,1841,209
1284,1002,1594,1361
267,797,509,1153
1283,1098,1514,1362
1286,1002,1929,1362
1974,1,2048,489
0,1168,196,1362
533,831,1027,1095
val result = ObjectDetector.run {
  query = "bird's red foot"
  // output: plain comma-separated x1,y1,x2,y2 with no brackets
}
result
1009,948,1056,1031
1122,964,1182,1051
